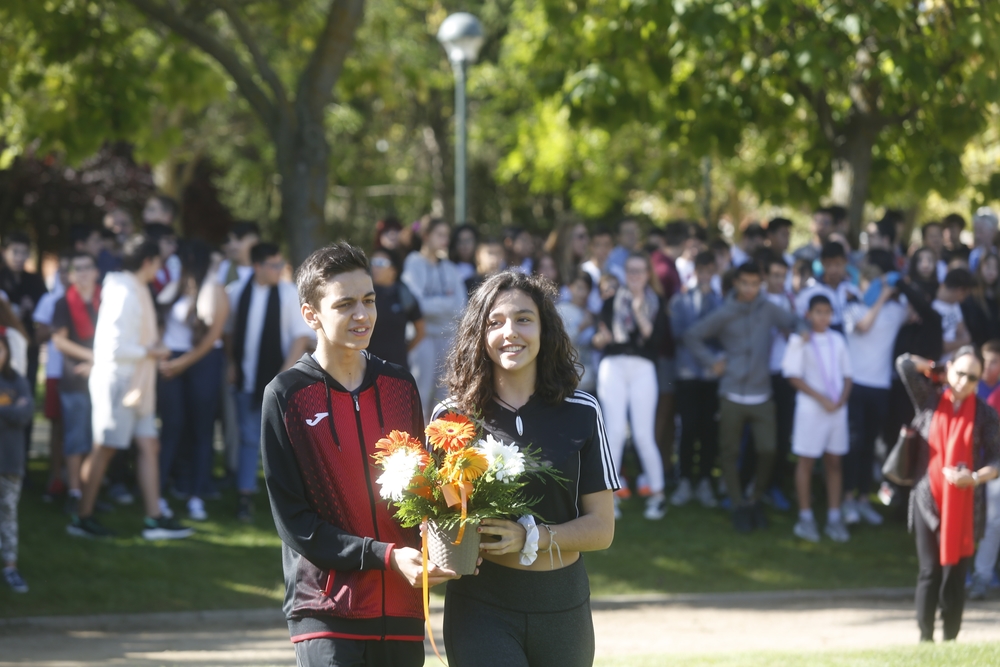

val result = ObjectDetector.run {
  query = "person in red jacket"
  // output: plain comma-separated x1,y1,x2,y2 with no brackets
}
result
262,242,461,667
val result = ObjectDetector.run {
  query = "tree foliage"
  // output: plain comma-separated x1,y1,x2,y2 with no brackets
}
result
527,0,1000,233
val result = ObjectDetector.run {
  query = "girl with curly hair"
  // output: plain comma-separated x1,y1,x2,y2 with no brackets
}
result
435,270,617,667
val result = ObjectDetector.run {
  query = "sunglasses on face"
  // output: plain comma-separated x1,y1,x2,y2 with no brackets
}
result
371,258,392,268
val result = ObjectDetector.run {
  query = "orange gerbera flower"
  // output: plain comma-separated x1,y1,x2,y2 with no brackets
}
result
373,430,427,464
441,448,489,484
425,414,477,452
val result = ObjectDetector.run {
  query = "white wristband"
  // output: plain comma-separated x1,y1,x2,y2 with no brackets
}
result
517,515,539,566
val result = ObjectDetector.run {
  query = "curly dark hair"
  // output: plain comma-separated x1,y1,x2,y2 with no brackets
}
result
445,270,580,414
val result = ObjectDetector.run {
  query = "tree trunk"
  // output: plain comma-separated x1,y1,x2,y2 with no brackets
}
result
830,118,879,245
276,115,330,266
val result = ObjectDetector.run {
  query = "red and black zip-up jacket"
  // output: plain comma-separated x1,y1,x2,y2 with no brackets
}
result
262,352,425,643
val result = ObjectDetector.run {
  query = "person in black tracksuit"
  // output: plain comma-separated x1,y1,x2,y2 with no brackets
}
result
262,243,458,667
437,270,618,667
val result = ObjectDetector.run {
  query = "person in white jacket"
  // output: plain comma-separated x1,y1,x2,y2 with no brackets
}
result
402,219,466,420
67,235,193,541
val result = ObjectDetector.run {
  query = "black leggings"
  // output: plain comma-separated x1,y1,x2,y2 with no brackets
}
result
914,507,969,641
444,557,595,667
676,379,719,481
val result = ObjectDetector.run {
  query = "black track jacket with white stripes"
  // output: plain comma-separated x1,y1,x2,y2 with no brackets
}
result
432,390,618,526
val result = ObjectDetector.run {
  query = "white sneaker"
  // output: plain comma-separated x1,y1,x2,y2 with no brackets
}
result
856,500,884,526
670,478,693,506
695,478,718,508
842,498,860,525
824,519,851,543
644,495,667,520
793,518,820,543
613,496,622,520
158,497,174,520
187,496,208,522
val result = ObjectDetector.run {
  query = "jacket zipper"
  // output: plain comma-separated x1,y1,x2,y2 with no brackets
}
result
353,391,387,640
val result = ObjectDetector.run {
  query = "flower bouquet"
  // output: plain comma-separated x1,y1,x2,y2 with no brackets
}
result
372,412,560,575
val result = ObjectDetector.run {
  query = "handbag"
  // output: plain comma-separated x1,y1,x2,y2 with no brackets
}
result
882,420,928,487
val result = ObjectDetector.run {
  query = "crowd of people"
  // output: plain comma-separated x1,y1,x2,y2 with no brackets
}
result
365,206,1000,607
1,200,999,644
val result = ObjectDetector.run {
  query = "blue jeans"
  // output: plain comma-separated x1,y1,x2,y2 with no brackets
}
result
846,384,889,497
60,391,92,457
233,389,262,494
158,348,224,499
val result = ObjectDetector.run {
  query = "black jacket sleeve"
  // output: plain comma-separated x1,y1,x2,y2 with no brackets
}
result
261,384,393,572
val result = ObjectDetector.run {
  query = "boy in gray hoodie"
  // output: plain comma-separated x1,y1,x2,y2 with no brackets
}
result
684,262,808,533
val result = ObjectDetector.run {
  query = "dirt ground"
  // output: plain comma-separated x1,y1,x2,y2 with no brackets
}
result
2,589,999,666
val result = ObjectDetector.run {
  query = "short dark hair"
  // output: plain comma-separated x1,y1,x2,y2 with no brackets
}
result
874,216,897,243
767,217,793,234
68,251,96,268
664,221,691,247
570,270,594,292
231,221,261,240
617,218,639,233
828,205,848,225
758,249,788,273
982,339,1000,356
866,249,896,275
591,225,613,241
820,241,846,261
743,223,767,240
808,294,832,311
121,234,161,272
144,222,175,242
694,250,717,269
709,239,731,254
943,267,975,290
296,242,370,309
69,224,98,247
921,221,943,239
943,213,967,230
2,232,30,249
250,242,281,266
734,261,761,278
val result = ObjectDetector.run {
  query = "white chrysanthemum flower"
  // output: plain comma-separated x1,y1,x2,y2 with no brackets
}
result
376,450,424,502
475,434,526,481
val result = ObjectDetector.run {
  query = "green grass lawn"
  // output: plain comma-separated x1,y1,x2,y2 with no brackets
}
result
588,493,917,594
1,459,918,618
594,641,1000,666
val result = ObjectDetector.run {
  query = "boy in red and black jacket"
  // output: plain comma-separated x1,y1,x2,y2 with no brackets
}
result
262,243,458,667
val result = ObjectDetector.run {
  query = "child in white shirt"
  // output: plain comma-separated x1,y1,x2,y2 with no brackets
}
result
782,294,853,544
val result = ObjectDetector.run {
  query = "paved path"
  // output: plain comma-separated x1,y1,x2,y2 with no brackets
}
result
1,590,999,665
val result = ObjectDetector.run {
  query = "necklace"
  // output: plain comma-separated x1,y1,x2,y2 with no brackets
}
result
494,395,525,436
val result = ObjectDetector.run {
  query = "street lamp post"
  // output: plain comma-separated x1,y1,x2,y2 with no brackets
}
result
436,12,484,225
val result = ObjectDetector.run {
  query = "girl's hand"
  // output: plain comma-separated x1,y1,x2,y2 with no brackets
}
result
477,518,526,555
943,466,976,489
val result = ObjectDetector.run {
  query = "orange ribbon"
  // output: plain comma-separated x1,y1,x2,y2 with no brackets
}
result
439,482,472,544
421,517,447,665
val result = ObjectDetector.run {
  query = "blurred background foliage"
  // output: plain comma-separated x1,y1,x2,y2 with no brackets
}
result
2,0,1000,255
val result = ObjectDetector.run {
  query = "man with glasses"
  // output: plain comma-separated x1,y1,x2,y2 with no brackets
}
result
51,252,101,516
227,242,314,522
